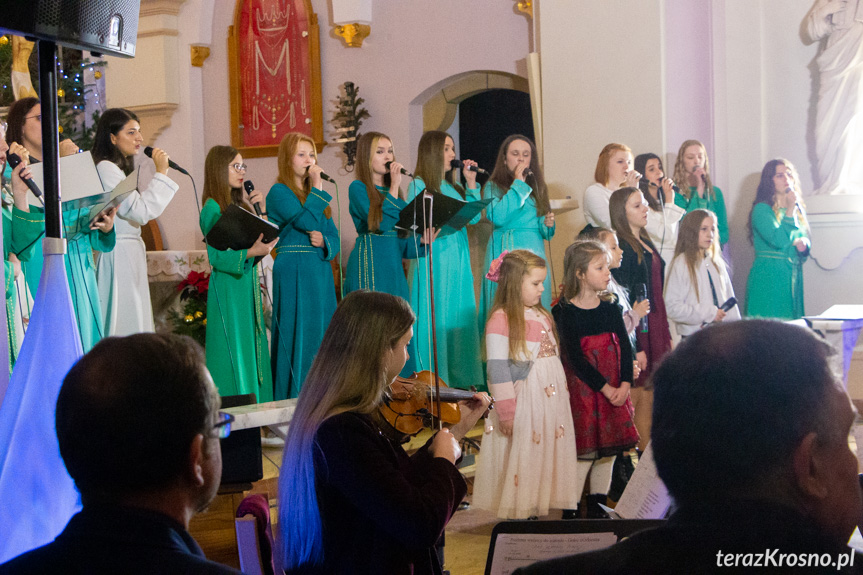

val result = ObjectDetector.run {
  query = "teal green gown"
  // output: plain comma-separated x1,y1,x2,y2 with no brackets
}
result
344,180,425,376
268,184,339,400
200,199,273,401
674,186,729,245
745,204,809,320
3,203,44,369
479,179,555,329
63,209,115,352
407,178,483,391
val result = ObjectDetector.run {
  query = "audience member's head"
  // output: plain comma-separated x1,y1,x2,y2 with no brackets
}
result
652,320,861,542
56,333,223,513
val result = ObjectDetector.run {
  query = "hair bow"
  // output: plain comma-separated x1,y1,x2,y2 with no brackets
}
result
485,250,510,282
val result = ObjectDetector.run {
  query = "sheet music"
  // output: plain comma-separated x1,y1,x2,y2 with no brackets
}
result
614,442,672,519
27,151,106,209
489,532,618,575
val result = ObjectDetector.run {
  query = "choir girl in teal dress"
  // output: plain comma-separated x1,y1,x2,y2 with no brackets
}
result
345,131,428,376
407,130,483,391
671,140,730,249
200,145,276,400
479,135,555,328
268,132,339,400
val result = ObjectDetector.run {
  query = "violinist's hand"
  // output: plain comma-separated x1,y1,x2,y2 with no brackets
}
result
497,418,514,437
430,428,461,465
449,392,492,440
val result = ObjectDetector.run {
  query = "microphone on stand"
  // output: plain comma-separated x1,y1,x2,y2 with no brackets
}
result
385,161,414,178
244,180,264,217
450,159,488,175
144,146,189,175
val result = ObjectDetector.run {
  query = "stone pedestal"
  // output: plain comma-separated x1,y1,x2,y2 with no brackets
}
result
802,195,863,315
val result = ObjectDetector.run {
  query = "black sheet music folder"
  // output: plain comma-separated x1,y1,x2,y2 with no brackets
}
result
396,191,491,237
205,204,280,264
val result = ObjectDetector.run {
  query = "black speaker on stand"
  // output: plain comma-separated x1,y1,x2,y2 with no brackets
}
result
1,0,142,239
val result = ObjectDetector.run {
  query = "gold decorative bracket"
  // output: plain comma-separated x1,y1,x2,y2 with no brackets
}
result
517,0,533,19
334,23,370,47
190,45,211,67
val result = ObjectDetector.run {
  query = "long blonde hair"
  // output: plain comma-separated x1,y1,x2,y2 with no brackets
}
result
672,139,715,202
277,132,332,218
488,250,554,360
355,131,393,232
280,291,415,568
667,209,725,303
562,240,614,302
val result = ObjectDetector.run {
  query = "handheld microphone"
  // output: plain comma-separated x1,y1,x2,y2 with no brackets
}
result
385,161,414,178
6,153,42,198
144,146,189,175
305,165,335,183
719,297,737,313
244,180,263,217
523,168,534,179
450,159,488,175
636,284,649,333
645,180,681,194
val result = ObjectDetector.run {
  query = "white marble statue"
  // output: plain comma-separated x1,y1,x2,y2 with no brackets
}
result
804,0,863,195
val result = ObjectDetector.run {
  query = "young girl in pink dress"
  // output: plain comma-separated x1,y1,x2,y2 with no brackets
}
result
474,250,579,519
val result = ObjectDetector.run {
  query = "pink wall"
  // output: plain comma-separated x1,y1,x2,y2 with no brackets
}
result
201,0,531,253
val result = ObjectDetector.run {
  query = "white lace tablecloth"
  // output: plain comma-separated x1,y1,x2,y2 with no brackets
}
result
147,250,210,283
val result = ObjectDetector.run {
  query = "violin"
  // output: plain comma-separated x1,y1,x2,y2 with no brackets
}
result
376,371,488,441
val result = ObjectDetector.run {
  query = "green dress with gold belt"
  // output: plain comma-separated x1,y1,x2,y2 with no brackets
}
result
745,203,809,319
200,198,273,401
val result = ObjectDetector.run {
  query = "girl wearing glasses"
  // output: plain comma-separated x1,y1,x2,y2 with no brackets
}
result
5,97,115,352
268,132,339,400
200,145,276,400
279,290,491,574
92,108,180,336
5,97,83,296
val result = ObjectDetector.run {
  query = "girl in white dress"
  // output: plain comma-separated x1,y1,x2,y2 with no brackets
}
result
92,108,179,336
474,250,579,519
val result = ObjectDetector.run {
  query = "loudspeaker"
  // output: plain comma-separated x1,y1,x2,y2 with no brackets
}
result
220,394,264,485
0,0,140,58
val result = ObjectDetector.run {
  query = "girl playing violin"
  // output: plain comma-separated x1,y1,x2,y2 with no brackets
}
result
279,290,491,575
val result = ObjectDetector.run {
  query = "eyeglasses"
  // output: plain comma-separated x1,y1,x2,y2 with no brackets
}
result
25,114,41,123
230,163,248,172
213,411,235,439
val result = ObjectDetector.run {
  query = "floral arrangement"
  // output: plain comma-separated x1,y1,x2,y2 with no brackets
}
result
168,270,209,346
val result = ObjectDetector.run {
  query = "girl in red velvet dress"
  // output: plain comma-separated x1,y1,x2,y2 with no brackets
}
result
553,240,639,517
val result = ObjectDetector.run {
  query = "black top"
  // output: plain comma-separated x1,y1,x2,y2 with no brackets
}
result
611,238,664,305
553,298,634,392
0,505,242,575
514,499,863,574
288,412,467,575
